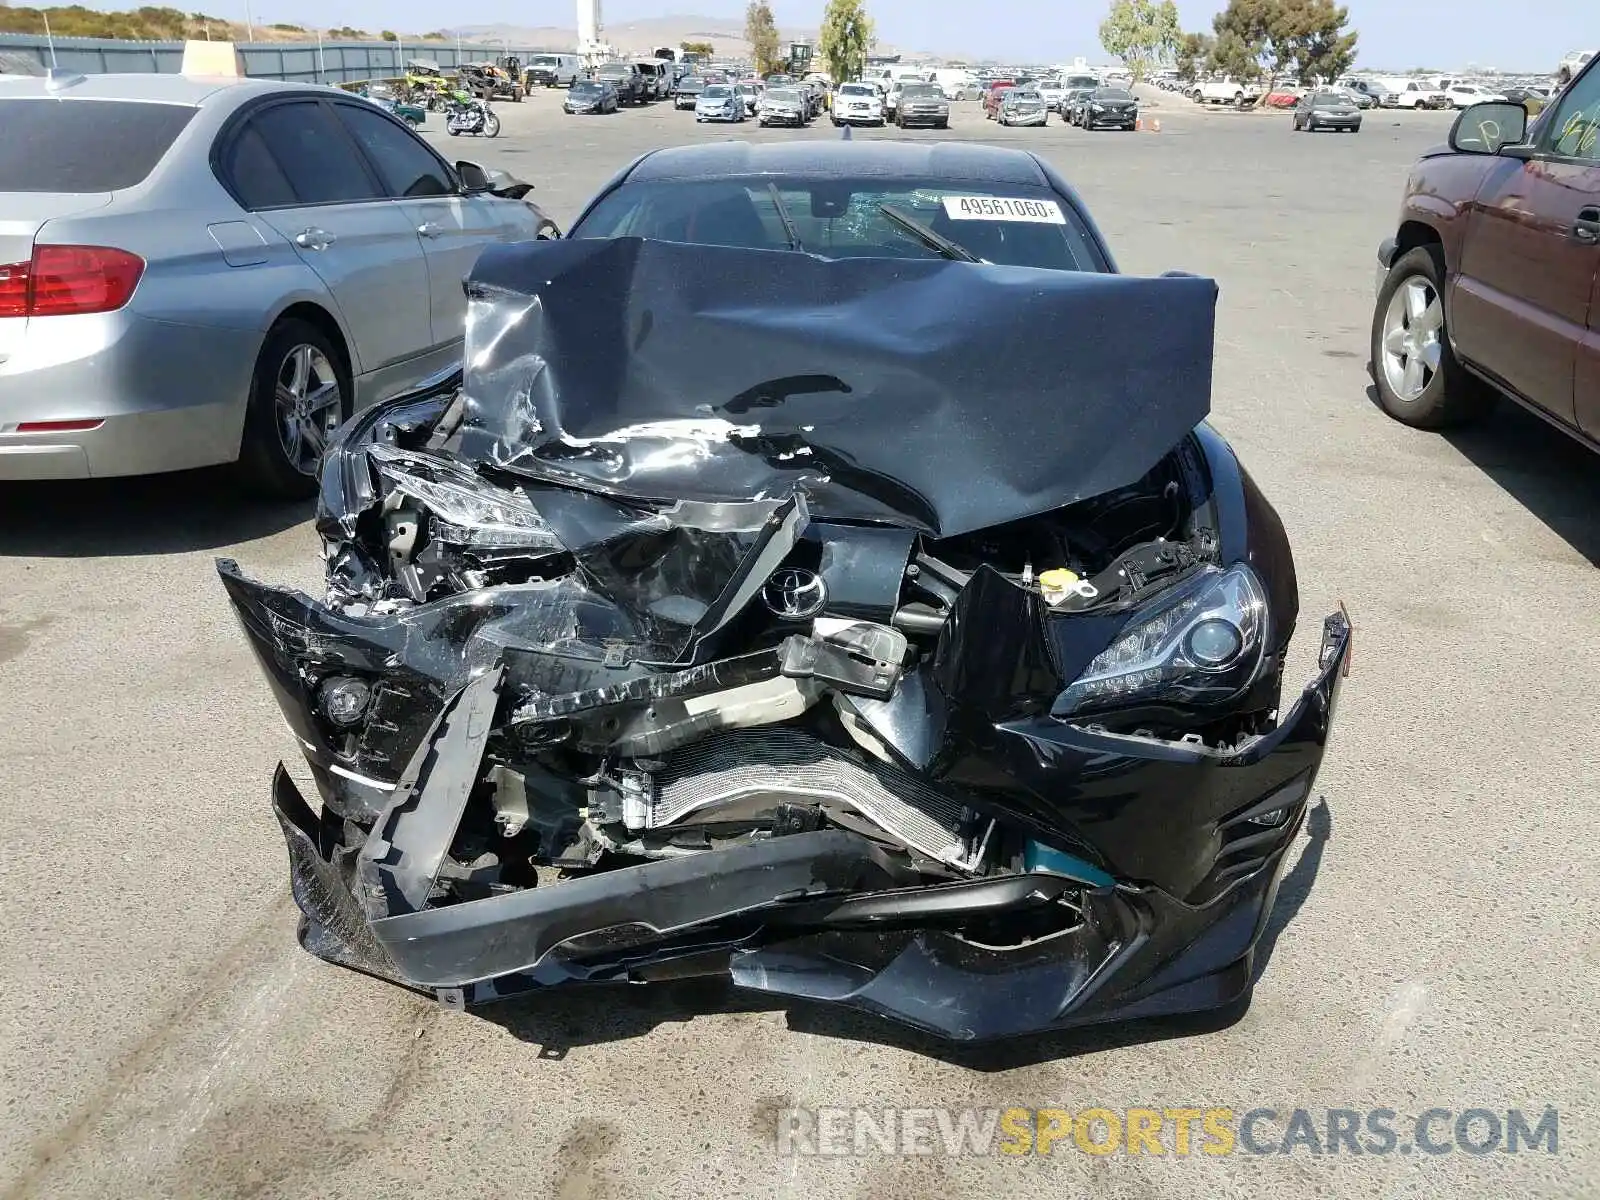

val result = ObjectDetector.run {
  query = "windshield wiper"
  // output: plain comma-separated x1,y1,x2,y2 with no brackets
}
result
877,204,983,263
768,182,806,253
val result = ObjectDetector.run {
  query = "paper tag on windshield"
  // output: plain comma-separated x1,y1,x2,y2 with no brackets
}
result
942,196,1066,224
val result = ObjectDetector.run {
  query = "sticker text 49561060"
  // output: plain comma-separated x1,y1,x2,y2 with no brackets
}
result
941,196,1067,224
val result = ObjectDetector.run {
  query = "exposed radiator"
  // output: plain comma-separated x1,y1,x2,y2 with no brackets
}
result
650,727,973,868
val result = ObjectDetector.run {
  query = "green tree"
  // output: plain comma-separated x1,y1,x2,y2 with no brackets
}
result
819,0,872,83
379,29,396,41
1174,30,1214,80
1097,0,1180,82
744,1,782,76
1274,0,1357,84
1211,0,1356,85
680,40,714,55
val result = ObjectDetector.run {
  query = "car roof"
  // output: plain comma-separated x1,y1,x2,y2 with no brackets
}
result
0,71,335,106
625,141,1049,186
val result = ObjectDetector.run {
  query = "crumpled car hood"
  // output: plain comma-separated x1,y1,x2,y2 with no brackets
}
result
453,237,1218,537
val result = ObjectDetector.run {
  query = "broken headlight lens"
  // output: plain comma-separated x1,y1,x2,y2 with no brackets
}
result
367,443,563,550
1054,564,1269,715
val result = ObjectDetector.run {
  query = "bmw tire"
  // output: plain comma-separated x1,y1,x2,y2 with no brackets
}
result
238,318,351,500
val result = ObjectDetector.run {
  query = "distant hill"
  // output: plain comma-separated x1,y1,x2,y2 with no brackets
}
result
450,14,912,58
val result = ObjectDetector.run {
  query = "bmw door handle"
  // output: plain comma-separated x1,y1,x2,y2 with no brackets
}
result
417,221,444,238
294,228,335,251
1574,208,1600,244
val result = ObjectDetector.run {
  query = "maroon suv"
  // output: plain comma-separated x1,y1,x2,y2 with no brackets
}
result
1371,60,1600,451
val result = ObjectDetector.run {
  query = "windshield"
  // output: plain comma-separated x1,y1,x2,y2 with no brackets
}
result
767,89,802,103
529,56,559,67
680,76,705,87
1093,88,1132,100
0,99,195,192
571,176,1103,271
1065,75,1099,89
702,85,732,98
597,64,630,75
571,82,603,94
901,84,940,98
1312,91,1347,104
839,83,875,96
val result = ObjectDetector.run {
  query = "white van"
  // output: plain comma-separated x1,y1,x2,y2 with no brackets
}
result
525,53,583,87
1369,76,1444,108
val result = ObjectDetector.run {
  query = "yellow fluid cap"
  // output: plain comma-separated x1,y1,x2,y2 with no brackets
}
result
1039,568,1080,590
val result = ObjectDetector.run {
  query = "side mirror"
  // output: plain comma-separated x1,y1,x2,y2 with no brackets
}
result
456,160,493,195
1448,101,1529,155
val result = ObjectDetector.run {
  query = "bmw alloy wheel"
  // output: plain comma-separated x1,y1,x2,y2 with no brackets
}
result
1379,275,1444,401
275,344,343,475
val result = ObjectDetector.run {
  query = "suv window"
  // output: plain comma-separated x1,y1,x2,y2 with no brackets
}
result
0,99,195,192
246,102,380,205
332,103,453,197
1544,65,1600,160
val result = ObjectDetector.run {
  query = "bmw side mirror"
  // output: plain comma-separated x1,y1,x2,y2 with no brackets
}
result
456,160,493,195
1448,101,1528,155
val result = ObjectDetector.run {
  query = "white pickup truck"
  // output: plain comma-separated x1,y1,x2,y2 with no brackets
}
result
1196,76,1262,105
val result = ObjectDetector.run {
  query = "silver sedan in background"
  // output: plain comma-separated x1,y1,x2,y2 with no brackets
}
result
0,72,557,496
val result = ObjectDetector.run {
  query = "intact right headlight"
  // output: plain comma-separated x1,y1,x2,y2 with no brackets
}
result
1054,564,1270,716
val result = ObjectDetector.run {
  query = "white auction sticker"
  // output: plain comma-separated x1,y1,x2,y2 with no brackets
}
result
941,195,1066,224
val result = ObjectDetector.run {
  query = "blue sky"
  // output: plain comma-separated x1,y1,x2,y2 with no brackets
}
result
236,0,1573,71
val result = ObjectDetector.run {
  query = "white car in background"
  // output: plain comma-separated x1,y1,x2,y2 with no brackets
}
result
831,81,884,126
1443,83,1508,108
1037,80,1068,111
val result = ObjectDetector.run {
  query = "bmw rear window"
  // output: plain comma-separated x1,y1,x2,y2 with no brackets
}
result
0,99,195,192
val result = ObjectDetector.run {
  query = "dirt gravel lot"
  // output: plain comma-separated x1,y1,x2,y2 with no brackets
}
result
1,90,1597,1200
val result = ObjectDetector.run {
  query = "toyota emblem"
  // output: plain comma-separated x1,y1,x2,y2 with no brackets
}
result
762,568,827,619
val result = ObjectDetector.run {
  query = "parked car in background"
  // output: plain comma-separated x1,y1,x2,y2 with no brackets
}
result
738,80,763,116
1198,76,1257,105
634,61,667,101
894,82,950,128
1079,87,1139,130
996,88,1049,127
757,86,809,127
1292,90,1363,132
695,83,745,122
563,80,619,114
595,62,646,105
673,74,707,109
1370,68,1600,453
983,81,1017,118
1345,78,1391,107
1371,77,1445,108
0,73,557,494
832,81,885,126
1036,80,1065,110
1444,83,1508,108
1062,86,1096,124
525,53,583,88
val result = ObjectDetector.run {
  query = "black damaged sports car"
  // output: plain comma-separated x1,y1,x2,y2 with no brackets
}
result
220,142,1350,1042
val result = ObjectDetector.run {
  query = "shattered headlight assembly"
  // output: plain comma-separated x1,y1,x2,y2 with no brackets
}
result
367,444,563,550
1054,565,1270,716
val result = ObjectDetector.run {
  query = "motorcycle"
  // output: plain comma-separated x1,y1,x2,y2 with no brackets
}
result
445,94,501,138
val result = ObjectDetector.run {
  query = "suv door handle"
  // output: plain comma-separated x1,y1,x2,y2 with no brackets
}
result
417,221,443,238
1574,208,1600,244
293,228,335,251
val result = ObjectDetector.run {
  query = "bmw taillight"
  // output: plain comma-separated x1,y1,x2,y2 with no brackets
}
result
0,246,145,318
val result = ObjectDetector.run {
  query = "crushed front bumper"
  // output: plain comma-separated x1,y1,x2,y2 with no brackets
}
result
268,609,1351,1041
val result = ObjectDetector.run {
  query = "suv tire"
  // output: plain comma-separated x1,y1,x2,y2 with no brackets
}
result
1370,245,1493,428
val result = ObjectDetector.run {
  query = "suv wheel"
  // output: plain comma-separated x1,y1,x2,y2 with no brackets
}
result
1370,246,1491,428
237,319,351,499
